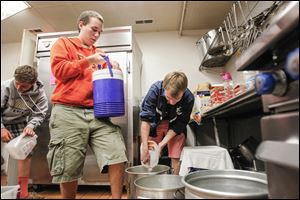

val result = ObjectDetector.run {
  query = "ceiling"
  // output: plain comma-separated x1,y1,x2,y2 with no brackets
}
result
1,1,233,43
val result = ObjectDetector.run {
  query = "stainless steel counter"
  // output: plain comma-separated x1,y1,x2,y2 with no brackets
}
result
201,89,262,120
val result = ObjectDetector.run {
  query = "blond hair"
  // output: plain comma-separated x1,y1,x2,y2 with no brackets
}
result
77,10,104,32
14,65,37,84
163,71,188,98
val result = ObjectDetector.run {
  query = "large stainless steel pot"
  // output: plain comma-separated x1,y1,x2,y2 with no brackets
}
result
203,29,218,51
196,29,217,56
207,27,231,56
182,170,268,199
125,165,170,199
134,175,184,199
196,31,230,68
201,55,231,68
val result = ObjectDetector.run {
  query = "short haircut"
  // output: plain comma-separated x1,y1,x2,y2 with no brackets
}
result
163,71,188,98
14,65,37,84
77,10,104,31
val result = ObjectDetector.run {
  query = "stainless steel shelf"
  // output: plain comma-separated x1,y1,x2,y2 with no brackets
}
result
201,89,262,119
236,1,299,71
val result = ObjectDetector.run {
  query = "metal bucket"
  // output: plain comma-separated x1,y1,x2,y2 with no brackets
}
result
196,30,231,68
125,165,170,199
182,170,268,199
134,175,184,199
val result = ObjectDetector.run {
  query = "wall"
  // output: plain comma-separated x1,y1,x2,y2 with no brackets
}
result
135,30,225,97
1,30,37,82
1,43,21,81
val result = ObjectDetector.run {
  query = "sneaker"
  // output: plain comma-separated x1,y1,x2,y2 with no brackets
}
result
22,192,45,199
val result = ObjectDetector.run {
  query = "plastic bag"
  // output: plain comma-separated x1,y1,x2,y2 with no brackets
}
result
140,141,159,171
5,133,37,160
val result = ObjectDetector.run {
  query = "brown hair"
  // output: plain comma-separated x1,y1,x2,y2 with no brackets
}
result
14,65,37,84
163,71,188,98
77,10,104,32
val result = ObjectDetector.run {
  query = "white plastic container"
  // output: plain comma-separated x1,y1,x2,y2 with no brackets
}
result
1,185,19,199
5,133,38,160
140,141,159,171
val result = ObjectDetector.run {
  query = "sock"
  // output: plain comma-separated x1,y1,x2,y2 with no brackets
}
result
18,176,29,198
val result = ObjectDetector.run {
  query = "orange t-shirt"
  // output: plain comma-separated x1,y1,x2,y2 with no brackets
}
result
50,37,105,107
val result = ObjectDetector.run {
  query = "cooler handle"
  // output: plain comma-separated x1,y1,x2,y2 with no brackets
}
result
103,55,114,77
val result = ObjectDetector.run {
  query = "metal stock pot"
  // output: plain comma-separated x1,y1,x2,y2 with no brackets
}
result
125,165,170,199
182,169,268,199
197,29,231,68
134,175,184,199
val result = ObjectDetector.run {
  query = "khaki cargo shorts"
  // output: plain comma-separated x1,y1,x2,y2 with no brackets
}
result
47,104,128,183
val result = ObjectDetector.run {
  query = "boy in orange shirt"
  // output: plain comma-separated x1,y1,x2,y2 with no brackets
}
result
47,10,127,199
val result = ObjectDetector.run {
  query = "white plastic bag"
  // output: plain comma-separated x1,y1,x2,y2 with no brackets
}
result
5,133,37,160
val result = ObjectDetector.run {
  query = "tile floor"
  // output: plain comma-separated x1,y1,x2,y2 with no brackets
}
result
1,171,128,199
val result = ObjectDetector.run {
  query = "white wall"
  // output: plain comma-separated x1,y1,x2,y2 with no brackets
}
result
135,30,225,96
1,30,37,83
1,43,21,82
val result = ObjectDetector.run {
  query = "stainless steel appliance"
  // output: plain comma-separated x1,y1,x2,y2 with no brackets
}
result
31,26,142,186
236,2,299,198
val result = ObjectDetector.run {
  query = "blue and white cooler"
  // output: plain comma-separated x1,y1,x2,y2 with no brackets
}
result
92,68,125,118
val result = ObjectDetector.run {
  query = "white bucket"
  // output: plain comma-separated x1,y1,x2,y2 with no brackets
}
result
1,185,19,199
5,133,37,160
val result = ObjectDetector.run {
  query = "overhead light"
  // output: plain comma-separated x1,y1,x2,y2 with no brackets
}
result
1,1,30,21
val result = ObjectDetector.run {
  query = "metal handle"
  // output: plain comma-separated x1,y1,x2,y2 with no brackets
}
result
237,1,248,26
224,19,232,44
219,27,226,45
244,1,253,21
103,55,114,77
233,3,239,32
256,140,299,169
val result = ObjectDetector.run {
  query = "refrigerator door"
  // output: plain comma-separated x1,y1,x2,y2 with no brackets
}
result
30,56,54,185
